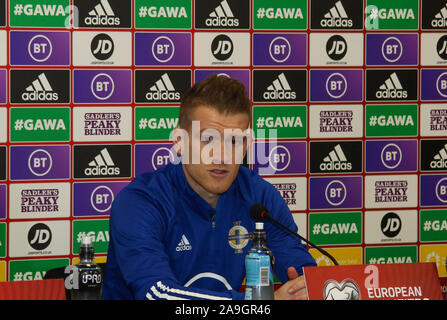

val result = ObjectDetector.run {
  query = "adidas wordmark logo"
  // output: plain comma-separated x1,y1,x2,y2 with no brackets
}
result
146,73,180,101
320,144,352,171
22,73,58,101
206,0,239,27
321,1,353,28
85,0,120,26
84,148,120,176
176,234,192,251
430,143,447,169
432,2,447,28
376,72,407,99
263,73,296,100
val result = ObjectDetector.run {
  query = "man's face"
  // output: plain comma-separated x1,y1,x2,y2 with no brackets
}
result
179,105,250,198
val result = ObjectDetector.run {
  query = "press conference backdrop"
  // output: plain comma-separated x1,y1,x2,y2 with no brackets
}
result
0,0,446,288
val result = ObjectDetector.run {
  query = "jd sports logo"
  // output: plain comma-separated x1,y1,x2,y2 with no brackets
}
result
326,35,347,61
366,70,418,101
381,212,401,238
309,141,362,174
28,223,52,251
135,70,191,104
91,33,114,61
211,34,233,61
73,144,131,179
195,0,249,29
437,35,447,60
10,70,70,104
74,0,131,28
421,139,447,171
310,0,363,29
0,146,5,181
253,70,306,103
422,0,447,29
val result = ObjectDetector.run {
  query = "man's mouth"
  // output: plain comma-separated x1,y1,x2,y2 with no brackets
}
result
209,169,229,176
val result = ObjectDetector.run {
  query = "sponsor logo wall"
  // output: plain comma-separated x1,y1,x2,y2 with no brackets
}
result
0,0,446,285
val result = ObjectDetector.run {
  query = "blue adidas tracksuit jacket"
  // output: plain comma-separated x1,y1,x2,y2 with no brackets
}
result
102,163,316,300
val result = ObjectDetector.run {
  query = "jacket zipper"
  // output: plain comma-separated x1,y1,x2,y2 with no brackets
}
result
211,214,216,229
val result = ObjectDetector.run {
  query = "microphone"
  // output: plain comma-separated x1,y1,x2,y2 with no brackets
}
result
250,203,339,266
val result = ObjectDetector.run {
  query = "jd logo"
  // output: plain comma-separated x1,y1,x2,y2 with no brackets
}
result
326,35,347,61
28,223,52,250
211,34,233,61
91,33,114,61
381,212,401,238
437,34,447,60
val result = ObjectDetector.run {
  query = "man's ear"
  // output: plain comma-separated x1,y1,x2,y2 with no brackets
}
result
171,127,189,158
171,127,182,156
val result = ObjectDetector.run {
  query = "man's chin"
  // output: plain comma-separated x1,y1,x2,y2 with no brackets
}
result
203,181,233,195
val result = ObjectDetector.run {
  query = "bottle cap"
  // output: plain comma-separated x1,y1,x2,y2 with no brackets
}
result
255,222,264,230
82,236,92,246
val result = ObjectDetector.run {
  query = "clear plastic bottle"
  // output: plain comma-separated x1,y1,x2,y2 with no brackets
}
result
70,236,102,300
244,222,275,300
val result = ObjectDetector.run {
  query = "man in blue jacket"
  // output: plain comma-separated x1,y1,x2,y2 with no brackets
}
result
102,75,316,300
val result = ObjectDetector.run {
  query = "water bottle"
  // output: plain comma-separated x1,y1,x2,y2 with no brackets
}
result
70,236,103,300
244,222,275,300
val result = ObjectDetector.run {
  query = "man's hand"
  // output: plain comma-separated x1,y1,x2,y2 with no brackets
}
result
274,267,308,300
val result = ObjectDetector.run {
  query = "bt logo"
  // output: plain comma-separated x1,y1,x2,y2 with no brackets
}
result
268,145,290,173
91,185,114,213
325,180,347,206
28,149,52,177
269,36,291,63
435,177,447,203
152,36,175,63
436,72,447,98
381,36,403,63
91,73,114,100
28,35,52,62
152,146,178,171
381,143,402,169
326,73,347,99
